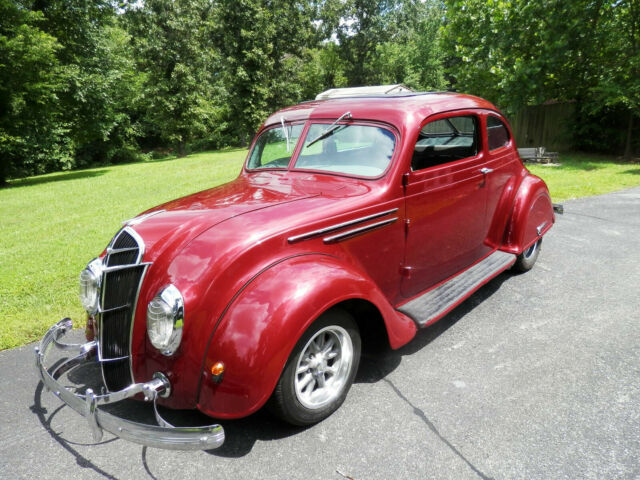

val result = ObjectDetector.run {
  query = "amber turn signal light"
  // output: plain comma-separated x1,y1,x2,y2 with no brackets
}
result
211,362,225,376
210,361,225,383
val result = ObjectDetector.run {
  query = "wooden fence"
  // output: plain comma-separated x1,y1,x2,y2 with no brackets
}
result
510,102,575,152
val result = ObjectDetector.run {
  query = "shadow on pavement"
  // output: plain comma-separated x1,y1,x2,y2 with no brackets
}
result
30,271,511,473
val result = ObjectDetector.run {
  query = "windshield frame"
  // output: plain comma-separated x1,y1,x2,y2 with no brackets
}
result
244,119,400,181
244,121,307,172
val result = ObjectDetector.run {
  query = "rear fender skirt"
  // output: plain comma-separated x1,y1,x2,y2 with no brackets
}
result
196,254,416,419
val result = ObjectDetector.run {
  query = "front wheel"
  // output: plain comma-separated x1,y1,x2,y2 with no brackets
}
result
268,309,361,426
513,238,542,272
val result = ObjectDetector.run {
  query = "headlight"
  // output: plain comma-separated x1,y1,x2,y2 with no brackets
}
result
79,258,103,314
147,284,184,355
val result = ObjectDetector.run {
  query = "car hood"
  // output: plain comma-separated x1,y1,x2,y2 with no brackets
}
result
126,171,372,263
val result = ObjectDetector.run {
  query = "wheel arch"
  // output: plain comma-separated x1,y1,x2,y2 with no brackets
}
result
195,253,414,419
502,173,555,254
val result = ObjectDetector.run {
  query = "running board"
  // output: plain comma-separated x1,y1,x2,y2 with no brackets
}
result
397,250,516,328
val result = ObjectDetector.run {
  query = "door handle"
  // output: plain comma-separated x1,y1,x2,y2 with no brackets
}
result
480,167,493,174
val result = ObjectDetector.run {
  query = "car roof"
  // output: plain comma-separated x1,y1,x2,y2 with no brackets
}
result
263,92,501,129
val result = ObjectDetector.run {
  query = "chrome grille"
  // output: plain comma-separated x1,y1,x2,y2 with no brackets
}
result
98,228,148,391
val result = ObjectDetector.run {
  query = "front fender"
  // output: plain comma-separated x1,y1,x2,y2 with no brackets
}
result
502,174,555,254
196,253,415,419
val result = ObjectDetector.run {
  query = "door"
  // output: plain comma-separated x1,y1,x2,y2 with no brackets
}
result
401,113,492,298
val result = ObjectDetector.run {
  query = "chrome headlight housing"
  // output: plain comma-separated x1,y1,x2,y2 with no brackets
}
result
147,284,184,356
79,258,103,314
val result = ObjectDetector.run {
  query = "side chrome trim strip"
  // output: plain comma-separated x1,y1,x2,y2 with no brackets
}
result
287,208,398,244
323,217,398,244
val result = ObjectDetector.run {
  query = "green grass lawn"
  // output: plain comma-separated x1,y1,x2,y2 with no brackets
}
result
1,150,639,350
0,149,246,350
527,153,640,202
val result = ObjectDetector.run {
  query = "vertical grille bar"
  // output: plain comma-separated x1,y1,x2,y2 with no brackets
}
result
98,228,147,391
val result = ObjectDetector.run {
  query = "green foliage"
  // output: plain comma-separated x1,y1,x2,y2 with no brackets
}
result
127,0,222,155
3,0,639,184
367,1,446,90
0,0,70,185
211,0,315,143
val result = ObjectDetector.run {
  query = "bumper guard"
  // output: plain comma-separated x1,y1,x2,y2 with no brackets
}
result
35,318,225,451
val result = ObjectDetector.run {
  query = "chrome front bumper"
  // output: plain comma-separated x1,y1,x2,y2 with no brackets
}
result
35,318,225,451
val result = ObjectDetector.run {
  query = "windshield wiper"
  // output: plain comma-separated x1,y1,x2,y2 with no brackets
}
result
305,111,352,148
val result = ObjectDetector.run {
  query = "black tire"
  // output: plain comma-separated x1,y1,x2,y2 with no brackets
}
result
513,238,542,272
268,309,361,426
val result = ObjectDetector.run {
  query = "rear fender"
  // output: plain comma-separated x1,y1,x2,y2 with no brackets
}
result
502,174,554,254
196,254,416,419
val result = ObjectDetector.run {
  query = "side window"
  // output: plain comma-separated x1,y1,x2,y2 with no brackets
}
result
487,115,510,150
411,115,478,171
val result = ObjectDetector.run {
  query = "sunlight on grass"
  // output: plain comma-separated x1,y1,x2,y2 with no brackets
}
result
1,149,639,350
0,149,246,350
527,153,640,202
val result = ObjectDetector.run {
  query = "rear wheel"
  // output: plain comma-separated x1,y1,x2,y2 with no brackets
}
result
513,238,542,272
268,309,361,426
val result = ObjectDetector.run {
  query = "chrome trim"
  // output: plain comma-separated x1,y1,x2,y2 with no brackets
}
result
129,263,149,382
323,217,398,244
106,246,140,255
98,227,149,389
287,208,399,244
99,355,129,362
537,221,548,236
123,209,166,226
97,304,130,315
35,319,224,451
480,167,493,174
79,258,103,314
97,263,148,363
101,262,152,273
114,226,145,264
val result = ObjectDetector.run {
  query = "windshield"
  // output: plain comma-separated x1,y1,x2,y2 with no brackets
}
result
294,124,395,177
247,123,304,169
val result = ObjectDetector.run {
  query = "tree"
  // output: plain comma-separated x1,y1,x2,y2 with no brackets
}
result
126,0,219,156
0,0,68,186
211,0,316,143
330,0,405,86
589,0,640,159
366,0,447,90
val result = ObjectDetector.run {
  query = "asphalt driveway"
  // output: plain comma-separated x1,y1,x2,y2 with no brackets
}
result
1,187,639,480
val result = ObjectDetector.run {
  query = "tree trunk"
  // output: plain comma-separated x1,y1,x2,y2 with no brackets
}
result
0,161,8,188
624,111,634,161
177,141,187,158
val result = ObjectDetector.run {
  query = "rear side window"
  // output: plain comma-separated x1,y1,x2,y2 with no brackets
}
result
411,115,479,171
487,115,510,150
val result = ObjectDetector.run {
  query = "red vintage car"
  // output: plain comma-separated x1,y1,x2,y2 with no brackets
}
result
36,90,554,450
